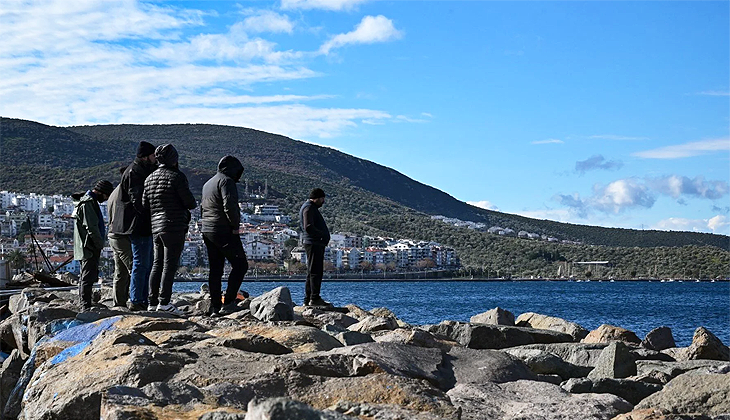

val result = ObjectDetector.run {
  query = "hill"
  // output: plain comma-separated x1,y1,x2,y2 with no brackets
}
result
1,117,728,277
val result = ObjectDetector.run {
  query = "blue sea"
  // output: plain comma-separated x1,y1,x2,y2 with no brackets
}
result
174,280,730,347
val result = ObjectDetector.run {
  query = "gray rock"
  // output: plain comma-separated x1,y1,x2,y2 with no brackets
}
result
635,372,730,415
442,347,537,389
515,312,588,340
194,334,292,355
582,324,641,345
0,316,17,350
425,321,573,350
631,348,676,362
301,308,359,330
200,412,248,420
374,328,450,349
245,397,354,420
141,381,206,405
204,379,286,411
588,341,637,379
470,307,515,326
686,327,730,361
0,350,24,416
8,288,59,314
447,380,633,420
504,348,592,379
636,359,730,379
642,326,676,351
335,331,374,346
347,315,398,333
562,377,662,405
512,342,607,367
249,287,294,322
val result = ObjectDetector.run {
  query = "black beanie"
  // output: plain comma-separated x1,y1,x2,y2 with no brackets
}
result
137,141,155,158
94,180,114,196
309,188,326,199
155,144,179,167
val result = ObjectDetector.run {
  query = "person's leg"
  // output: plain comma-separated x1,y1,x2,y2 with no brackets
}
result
310,245,325,301
130,235,153,306
203,233,225,311
78,252,100,308
304,244,314,304
158,231,185,306
147,234,164,308
222,234,248,306
109,236,133,307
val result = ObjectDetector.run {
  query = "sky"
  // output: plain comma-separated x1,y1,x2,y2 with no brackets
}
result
1,0,728,235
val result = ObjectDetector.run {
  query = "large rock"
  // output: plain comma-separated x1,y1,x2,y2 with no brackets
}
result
642,326,676,351
249,287,294,322
373,328,454,349
425,321,573,350
470,307,515,326
442,347,537,389
227,324,342,353
636,359,730,379
0,316,18,351
343,304,371,320
347,315,398,333
635,372,730,415
143,330,215,348
588,342,637,379
582,324,641,345
8,288,59,314
447,380,633,420
0,350,24,416
685,327,730,361
194,333,293,355
335,331,374,346
561,377,662,405
515,312,588,340
300,307,359,330
245,397,354,420
504,348,592,379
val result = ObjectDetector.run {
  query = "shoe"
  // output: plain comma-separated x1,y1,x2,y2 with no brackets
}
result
206,306,221,317
156,303,181,315
147,304,157,311
303,299,310,307
218,303,239,316
309,297,332,307
128,302,146,312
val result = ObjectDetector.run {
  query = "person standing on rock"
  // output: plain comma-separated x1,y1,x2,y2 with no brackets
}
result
143,144,197,313
72,180,114,311
119,141,157,311
107,182,133,308
200,155,248,316
299,188,331,307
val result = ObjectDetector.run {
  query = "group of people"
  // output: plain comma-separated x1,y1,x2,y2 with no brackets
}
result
72,141,332,314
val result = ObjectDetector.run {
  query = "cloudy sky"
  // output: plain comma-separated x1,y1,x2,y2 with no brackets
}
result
1,0,728,234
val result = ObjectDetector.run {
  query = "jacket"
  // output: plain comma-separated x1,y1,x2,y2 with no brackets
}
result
299,200,330,246
200,156,244,234
107,185,130,238
143,165,197,234
119,158,155,236
73,192,104,260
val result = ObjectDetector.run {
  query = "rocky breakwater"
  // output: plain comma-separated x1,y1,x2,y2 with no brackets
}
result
0,287,727,420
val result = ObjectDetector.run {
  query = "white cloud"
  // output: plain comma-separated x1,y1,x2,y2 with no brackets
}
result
281,0,368,11
421,112,433,118
467,201,499,211
652,215,730,235
575,155,623,174
649,175,729,200
532,139,564,145
588,135,649,141
633,138,730,159
320,15,403,55
242,11,294,34
697,90,730,96
394,115,428,123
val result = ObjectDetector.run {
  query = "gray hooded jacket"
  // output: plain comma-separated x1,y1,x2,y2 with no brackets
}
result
200,155,244,234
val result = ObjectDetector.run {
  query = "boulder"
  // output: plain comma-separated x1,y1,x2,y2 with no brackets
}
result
635,372,730,415
447,380,633,420
335,331,374,346
636,359,730,379
249,287,294,322
113,315,207,334
347,315,398,333
0,350,24,415
142,330,215,348
642,326,676,351
685,327,729,361
582,324,641,345
588,342,637,379
0,316,17,350
630,348,675,362
425,321,573,350
8,288,59,314
221,324,342,353
300,307,359,330
470,307,515,326
442,347,537,389
561,377,662,405
516,312,588,340
373,328,454,349
504,348,592,379
245,397,354,420
193,333,292,355
343,304,371,320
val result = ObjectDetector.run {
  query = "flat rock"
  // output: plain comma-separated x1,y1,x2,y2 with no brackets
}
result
447,380,633,420
347,315,398,333
442,347,537,389
470,307,515,326
635,372,730,415
504,348,592,379
561,377,662,405
636,359,730,379
582,324,641,345
227,324,342,353
249,286,294,322
0,350,24,415
194,333,292,355
343,304,371,320
685,327,730,361
515,312,588,340
300,308,359,330
335,331,374,346
425,321,573,350
142,330,215,348
642,326,676,351
588,341,637,379
373,328,454,349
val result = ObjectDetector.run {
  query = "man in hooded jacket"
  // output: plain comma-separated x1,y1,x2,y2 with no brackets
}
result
143,144,197,313
299,188,331,307
200,155,248,315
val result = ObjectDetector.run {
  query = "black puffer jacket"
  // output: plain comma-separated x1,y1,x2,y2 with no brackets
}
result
299,200,330,246
200,156,244,234
118,158,155,236
142,145,197,234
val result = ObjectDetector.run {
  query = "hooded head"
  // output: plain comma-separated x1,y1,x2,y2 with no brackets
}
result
155,144,179,167
218,155,244,182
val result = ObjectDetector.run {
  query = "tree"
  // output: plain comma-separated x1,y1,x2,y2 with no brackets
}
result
416,258,436,269
7,249,27,273
359,261,373,272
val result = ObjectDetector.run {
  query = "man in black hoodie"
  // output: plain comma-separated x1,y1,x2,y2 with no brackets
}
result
299,188,331,307
200,155,248,315
117,141,156,310
143,144,197,313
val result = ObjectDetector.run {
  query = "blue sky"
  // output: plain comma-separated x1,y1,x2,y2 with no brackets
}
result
1,0,728,234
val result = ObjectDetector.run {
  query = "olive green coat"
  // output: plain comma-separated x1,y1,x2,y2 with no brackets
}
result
73,193,104,261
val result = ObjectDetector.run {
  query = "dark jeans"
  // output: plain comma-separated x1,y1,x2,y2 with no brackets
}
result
203,232,249,309
130,235,153,305
149,231,185,306
304,244,325,302
79,251,101,307
109,236,133,306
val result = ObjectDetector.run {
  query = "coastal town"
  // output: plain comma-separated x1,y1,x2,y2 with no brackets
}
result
0,190,460,278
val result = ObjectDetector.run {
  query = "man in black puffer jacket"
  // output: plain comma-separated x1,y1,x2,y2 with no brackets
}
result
143,144,197,313
200,155,248,315
299,188,331,307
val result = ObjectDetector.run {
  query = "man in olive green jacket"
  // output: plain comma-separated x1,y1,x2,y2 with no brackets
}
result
73,180,114,310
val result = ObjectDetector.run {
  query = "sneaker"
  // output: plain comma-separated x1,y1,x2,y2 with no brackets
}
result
206,306,221,317
156,303,181,315
218,302,239,316
128,302,146,312
147,304,157,311
309,297,333,307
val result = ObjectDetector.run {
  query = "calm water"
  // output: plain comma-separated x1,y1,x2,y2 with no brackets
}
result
174,280,730,347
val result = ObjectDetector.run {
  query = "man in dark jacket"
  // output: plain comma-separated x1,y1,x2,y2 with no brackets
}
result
73,180,114,311
200,156,248,315
119,141,156,310
299,188,331,306
107,184,133,308
143,144,197,313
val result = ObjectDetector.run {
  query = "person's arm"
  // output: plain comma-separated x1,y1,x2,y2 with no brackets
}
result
302,205,327,239
82,203,103,252
176,173,197,210
126,169,145,215
221,178,240,231
142,178,150,211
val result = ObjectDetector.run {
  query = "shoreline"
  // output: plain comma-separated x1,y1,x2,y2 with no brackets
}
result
175,276,730,283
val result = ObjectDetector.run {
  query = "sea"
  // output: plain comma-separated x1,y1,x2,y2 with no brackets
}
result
173,280,730,347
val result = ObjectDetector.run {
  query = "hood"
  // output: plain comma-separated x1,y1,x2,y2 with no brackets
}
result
155,144,179,167
218,155,244,182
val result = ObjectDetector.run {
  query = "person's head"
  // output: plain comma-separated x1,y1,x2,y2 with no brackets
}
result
155,144,179,168
218,155,244,182
92,180,114,202
136,141,157,165
309,188,326,206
